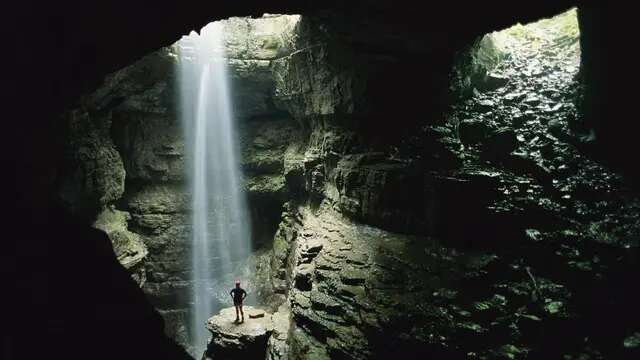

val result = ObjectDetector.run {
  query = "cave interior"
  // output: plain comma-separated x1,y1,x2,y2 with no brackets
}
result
7,1,639,360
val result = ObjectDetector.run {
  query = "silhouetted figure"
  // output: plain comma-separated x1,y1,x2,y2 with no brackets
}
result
230,280,247,322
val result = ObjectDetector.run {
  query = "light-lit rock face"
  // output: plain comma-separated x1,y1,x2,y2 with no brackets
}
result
257,8,639,359
276,206,460,359
220,14,301,119
93,207,148,284
57,15,305,350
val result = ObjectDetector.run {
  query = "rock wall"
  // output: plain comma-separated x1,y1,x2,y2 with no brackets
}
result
58,9,639,359
257,9,640,359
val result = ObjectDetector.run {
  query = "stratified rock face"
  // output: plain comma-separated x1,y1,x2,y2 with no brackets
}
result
284,206,449,359
93,207,148,285
266,205,512,359
271,40,360,118
328,153,432,233
262,8,639,359
126,184,191,303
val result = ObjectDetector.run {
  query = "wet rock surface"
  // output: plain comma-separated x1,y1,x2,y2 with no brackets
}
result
284,206,461,359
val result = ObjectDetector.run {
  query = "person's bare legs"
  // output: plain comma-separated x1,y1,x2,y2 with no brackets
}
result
239,304,244,323
234,304,240,322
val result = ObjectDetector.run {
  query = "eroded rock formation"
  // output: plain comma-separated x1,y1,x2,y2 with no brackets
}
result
259,9,639,359
56,8,639,360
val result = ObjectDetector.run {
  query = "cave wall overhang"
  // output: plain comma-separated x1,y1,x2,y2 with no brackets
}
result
11,2,636,359
12,1,592,202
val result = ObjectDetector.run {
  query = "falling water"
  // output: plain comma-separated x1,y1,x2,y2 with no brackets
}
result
177,22,252,353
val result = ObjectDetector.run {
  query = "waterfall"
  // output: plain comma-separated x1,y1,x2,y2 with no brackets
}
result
177,21,252,354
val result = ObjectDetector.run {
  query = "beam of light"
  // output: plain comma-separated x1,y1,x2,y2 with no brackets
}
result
177,21,252,355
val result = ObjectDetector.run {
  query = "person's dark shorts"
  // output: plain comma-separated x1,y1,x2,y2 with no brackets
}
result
234,299,243,306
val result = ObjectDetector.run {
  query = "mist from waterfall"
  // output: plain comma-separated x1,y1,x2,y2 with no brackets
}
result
177,21,252,354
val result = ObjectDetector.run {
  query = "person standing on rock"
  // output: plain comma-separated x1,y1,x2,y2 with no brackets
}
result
230,280,247,323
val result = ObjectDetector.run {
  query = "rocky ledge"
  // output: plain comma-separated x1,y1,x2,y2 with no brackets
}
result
203,306,290,360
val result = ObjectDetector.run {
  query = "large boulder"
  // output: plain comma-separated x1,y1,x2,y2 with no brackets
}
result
204,306,276,359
